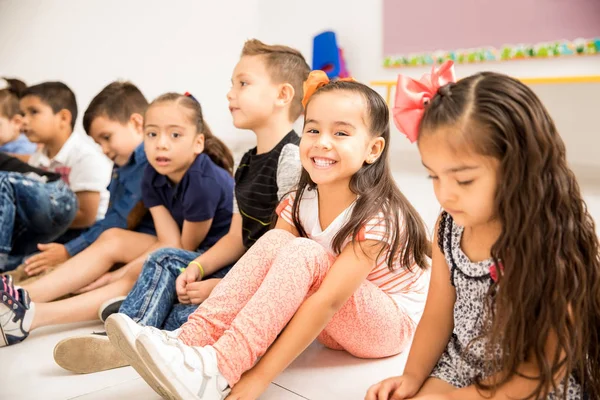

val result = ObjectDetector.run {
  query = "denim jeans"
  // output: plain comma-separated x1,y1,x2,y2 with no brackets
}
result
119,247,235,331
0,172,77,272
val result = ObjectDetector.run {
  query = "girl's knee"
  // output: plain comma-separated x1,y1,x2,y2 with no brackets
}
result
260,228,296,243
285,237,330,259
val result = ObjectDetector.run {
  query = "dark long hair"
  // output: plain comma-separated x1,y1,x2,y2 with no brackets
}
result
420,72,600,399
148,93,234,175
296,80,430,271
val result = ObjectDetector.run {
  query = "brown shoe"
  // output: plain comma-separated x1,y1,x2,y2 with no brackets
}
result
53,332,129,374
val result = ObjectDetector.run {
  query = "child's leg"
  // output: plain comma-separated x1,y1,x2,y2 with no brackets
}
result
0,173,17,265
119,248,199,328
317,280,415,358
177,229,297,346
0,173,76,270
30,271,140,330
180,236,335,385
23,229,156,302
11,178,77,262
162,303,199,331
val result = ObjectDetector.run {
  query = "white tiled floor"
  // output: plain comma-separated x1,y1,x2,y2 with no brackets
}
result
3,164,600,400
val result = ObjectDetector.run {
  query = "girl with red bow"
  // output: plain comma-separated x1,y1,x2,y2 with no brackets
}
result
367,62,598,399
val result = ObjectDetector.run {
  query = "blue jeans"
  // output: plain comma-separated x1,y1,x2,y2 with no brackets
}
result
0,172,77,272
119,247,235,331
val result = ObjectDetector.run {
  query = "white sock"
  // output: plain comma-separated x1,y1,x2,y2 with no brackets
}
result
22,301,35,332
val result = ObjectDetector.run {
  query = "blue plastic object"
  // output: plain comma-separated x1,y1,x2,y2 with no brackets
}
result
312,31,341,79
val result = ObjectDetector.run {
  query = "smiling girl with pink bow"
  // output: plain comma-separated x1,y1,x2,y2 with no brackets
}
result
366,62,599,400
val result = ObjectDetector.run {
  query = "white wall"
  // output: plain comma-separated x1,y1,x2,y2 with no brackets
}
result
1,0,599,166
257,0,600,167
0,0,259,155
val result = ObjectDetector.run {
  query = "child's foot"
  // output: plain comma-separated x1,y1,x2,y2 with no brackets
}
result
0,277,33,347
54,331,129,373
98,296,126,322
136,331,230,400
105,313,179,398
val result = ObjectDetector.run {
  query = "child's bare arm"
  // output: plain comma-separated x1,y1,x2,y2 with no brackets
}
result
70,191,100,228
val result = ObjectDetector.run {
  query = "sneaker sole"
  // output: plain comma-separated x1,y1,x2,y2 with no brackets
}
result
136,333,203,400
53,335,129,374
105,317,173,399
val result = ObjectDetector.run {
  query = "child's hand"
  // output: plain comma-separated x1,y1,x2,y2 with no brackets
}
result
176,263,201,304
226,369,270,400
365,374,422,400
184,278,221,304
24,243,70,276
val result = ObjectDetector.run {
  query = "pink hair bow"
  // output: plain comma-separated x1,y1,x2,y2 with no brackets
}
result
392,60,456,143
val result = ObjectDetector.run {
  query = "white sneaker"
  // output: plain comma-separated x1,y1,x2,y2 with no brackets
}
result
105,313,180,399
136,331,230,400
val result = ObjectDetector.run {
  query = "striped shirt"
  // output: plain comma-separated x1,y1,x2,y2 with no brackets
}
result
234,130,301,249
277,189,430,323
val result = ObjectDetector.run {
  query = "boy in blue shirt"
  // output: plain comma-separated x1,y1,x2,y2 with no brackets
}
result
5,81,155,289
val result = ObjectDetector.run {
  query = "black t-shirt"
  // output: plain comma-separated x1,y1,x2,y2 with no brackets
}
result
0,153,61,182
234,130,300,248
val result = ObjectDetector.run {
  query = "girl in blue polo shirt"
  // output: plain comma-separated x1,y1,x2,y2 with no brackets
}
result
0,92,234,348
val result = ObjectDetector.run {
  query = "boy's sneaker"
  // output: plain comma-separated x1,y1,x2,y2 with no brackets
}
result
98,296,126,322
0,276,32,347
135,331,230,400
54,331,129,374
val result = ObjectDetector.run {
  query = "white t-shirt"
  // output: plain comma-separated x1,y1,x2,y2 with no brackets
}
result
29,131,112,220
277,189,430,324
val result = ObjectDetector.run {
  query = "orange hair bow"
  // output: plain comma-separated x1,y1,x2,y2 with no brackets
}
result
302,70,355,109
393,60,456,143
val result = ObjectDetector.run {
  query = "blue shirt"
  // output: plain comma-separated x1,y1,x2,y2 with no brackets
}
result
141,153,234,248
0,134,37,154
64,144,155,256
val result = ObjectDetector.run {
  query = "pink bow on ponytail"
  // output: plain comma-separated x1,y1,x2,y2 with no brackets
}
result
392,61,456,143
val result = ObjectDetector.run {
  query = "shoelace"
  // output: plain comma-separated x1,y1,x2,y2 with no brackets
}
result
1,276,19,302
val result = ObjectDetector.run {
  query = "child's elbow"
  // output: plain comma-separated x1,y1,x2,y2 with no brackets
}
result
311,292,344,317
72,212,97,229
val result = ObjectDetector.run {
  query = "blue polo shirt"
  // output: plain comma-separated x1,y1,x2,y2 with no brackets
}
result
141,153,234,249
0,134,37,154
64,143,155,256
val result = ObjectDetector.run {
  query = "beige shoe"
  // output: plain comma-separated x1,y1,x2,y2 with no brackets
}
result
53,332,129,374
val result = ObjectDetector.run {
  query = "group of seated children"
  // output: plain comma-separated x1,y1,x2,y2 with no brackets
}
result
1,39,598,400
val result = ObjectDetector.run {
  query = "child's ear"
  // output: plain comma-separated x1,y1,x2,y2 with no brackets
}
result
58,109,73,130
129,113,144,134
11,114,24,131
366,137,386,164
193,133,205,155
276,83,295,108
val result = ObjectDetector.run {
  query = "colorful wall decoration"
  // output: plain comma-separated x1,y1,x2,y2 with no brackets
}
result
383,0,600,67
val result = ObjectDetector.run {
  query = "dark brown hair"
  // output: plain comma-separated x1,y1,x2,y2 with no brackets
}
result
242,39,310,121
0,77,27,119
148,93,234,175
297,81,430,271
420,72,600,399
22,81,78,131
83,81,148,134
